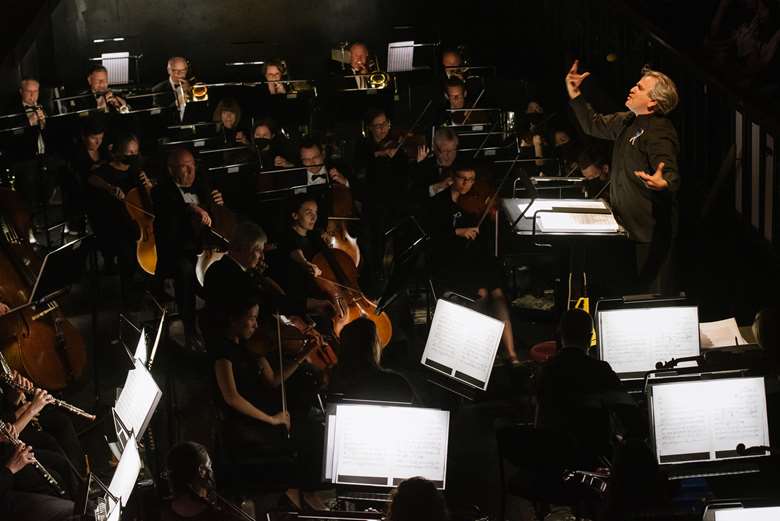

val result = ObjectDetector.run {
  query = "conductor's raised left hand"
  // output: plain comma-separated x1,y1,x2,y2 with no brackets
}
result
634,162,668,191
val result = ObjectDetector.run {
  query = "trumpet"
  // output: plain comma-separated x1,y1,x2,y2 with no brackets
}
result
1,372,97,421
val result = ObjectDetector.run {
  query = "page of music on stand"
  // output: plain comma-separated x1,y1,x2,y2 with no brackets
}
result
114,358,162,437
324,403,450,488
108,434,141,508
421,299,504,390
599,305,700,377
650,377,770,464
713,506,780,521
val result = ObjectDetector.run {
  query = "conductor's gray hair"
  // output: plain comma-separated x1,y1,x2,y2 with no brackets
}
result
641,68,679,115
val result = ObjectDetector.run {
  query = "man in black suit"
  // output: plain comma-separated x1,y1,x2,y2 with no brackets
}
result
152,147,223,350
410,127,458,207
151,56,189,122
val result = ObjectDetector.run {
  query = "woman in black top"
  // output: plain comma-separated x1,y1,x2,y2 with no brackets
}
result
86,132,152,300
211,298,328,510
329,318,417,403
63,118,107,234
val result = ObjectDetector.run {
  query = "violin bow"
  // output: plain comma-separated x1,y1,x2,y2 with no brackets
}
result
461,88,485,126
275,311,290,439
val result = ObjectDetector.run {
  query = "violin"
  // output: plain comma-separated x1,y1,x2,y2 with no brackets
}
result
0,188,87,390
312,247,393,348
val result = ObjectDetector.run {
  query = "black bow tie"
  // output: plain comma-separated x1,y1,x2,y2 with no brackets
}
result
178,185,196,194
310,173,327,182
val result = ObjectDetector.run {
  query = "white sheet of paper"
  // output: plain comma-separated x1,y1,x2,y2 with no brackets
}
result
421,300,504,389
537,211,620,233
114,359,161,436
332,404,449,488
700,318,748,349
714,507,780,520
387,41,415,72
652,377,769,464
134,328,147,366
517,199,608,217
599,306,700,374
108,434,141,507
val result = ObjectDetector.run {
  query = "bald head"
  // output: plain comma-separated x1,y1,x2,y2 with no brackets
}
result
349,42,369,72
167,147,196,187
167,56,188,84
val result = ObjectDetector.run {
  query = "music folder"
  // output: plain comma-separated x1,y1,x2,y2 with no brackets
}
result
322,402,450,489
421,299,504,391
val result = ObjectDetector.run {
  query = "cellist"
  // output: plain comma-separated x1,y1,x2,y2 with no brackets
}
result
86,132,152,304
425,160,521,365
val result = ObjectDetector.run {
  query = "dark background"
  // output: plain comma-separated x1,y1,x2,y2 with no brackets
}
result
2,0,779,321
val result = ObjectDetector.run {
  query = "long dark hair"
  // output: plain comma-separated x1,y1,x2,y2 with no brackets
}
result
388,477,449,521
335,318,380,378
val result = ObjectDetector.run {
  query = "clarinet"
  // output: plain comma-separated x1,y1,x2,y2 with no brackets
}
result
0,420,68,497
0,373,97,421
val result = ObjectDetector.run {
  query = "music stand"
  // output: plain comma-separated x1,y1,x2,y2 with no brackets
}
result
3,235,92,316
376,215,430,315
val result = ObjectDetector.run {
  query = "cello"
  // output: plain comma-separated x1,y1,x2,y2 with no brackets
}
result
124,181,157,275
312,247,392,348
0,188,87,390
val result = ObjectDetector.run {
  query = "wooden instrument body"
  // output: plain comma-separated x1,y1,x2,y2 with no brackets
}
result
323,183,360,268
0,190,86,390
312,248,392,348
124,186,157,275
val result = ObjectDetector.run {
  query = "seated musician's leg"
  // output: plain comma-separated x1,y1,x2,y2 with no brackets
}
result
36,407,86,477
173,254,199,348
489,287,520,364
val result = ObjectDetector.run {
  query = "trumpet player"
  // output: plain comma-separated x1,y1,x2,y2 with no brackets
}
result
87,64,129,114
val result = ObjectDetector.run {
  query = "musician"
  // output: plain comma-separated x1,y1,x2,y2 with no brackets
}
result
63,118,107,235
348,41,370,89
552,127,610,198
211,297,327,511
299,138,349,187
86,132,151,302
425,161,520,365
269,195,335,318
87,64,129,114
152,56,190,109
212,98,248,145
439,77,489,126
412,127,458,201
566,61,680,293
535,309,634,466
252,119,295,169
329,318,417,403
162,441,230,521
152,147,224,351
388,477,449,521
263,60,288,96
441,48,464,79
0,302,8,315
0,441,76,521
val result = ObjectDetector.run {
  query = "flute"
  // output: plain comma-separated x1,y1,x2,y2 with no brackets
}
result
0,420,68,497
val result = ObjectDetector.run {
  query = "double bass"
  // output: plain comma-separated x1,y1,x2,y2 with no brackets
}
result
0,188,86,390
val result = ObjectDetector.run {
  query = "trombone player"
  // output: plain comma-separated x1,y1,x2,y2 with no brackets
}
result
153,56,191,112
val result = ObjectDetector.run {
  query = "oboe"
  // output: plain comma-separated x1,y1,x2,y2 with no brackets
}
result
0,373,96,421
0,420,67,497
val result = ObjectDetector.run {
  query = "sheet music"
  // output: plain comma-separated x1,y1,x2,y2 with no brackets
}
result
652,377,769,463
387,41,415,72
323,413,337,482
714,507,780,520
422,300,504,390
332,404,449,487
599,306,699,374
114,359,162,436
516,199,608,217
134,328,148,366
108,434,141,507
537,212,620,233
700,318,748,349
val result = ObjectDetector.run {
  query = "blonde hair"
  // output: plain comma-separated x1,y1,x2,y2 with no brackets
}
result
641,68,679,115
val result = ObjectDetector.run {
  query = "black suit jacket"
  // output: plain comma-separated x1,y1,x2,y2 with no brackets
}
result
2,101,46,162
151,174,214,275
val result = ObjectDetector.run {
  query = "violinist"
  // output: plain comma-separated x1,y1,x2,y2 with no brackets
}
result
211,297,328,511
152,147,225,351
425,161,521,365
299,138,349,187
86,132,152,302
411,127,458,202
439,77,489,126
162,441,230,521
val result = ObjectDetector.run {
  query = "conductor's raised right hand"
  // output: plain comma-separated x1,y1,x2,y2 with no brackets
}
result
565,60,591,100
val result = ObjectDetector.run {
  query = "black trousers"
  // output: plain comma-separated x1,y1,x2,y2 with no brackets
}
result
0,491,75,521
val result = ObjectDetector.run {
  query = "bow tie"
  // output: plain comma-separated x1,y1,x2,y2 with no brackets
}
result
178,185,196,194
310,173,327,182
